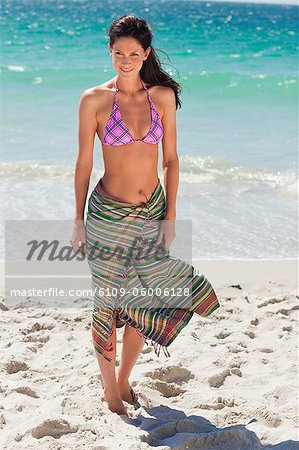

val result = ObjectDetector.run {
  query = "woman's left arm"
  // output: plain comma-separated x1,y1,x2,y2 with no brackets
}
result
156,87,178,250
161,87,179,220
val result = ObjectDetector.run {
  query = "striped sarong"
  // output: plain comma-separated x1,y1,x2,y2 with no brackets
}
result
85,177,220,361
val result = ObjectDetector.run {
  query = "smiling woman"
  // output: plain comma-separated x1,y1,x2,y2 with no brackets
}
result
70,14,220,417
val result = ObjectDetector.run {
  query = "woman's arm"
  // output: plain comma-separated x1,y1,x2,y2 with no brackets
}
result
70,90,98,255
161,87,179,220
74,90,98,222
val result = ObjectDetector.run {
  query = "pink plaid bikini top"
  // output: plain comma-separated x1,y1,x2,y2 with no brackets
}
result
102,78,164,146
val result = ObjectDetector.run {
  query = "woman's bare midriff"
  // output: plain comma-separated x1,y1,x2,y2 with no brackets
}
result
100,142,160,205
93,80,163,205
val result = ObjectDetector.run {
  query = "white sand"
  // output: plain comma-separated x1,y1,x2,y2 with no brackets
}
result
0,259,298,449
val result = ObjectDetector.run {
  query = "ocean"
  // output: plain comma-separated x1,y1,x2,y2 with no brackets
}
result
0,0,298,259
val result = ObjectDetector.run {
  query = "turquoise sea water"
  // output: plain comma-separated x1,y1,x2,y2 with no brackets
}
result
0,0,298,259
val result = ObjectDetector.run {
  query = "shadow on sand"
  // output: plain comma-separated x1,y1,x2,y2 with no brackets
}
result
125,405,299,450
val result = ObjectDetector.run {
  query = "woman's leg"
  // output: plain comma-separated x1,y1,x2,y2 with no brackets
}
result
94,316,128,415
116,324,145,403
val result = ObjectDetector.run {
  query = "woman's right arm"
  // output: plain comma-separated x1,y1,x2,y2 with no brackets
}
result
75,90,98,221
71,90,98,254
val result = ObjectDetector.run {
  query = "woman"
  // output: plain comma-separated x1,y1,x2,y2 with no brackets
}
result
71,15,220,416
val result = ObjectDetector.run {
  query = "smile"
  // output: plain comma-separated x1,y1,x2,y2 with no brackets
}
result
121,68,133,72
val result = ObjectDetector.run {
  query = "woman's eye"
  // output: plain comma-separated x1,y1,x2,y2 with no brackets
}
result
115,52,138,56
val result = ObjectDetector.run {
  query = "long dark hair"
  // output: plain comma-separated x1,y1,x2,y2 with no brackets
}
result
107,15,182,110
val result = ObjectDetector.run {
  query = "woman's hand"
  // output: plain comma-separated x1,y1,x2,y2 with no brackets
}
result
156,217,176,251
70,220,86,256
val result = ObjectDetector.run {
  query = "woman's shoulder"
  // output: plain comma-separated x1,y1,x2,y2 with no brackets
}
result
148,84,175,114
86,79,115,93
148,83,174,103
146,82,172,94
79,80,116,108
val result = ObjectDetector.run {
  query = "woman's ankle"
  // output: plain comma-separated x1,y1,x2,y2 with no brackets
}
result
103,385,121,397
116,368,129,384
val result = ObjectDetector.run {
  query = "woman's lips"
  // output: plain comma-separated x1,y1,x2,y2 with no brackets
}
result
121,68,133,72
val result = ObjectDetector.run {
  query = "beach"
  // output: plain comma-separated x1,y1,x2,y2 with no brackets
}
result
1,0,298,448
1,259,298,449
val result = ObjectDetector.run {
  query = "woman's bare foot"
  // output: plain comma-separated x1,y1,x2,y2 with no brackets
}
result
103,388,129,416
117,379,140,408
117,379,134,404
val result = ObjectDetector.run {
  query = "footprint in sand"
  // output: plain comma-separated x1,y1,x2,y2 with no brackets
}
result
20,320,55,335
144,365,194,385
14,386,39,398
199,396,235,410
144,365,194,398
251,318,259,326
5,361,29,374
257,297,286,308
229,345,247,354
244,330,255,339
277,305,299,316
277,309,289,316
31,419,78,439
260,347,274,353
230,368,242,377
215,330,231,339
148,381,186,398
208,369,231,388
22,333,50,344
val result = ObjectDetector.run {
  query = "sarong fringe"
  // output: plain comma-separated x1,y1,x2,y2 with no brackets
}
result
144,337,171,358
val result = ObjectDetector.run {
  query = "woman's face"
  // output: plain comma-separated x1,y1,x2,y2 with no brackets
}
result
109,37,151,76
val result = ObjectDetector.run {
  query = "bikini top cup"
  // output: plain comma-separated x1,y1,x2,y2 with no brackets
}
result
102,79,164,146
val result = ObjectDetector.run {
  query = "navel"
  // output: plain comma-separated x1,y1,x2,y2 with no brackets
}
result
138,188,149,203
